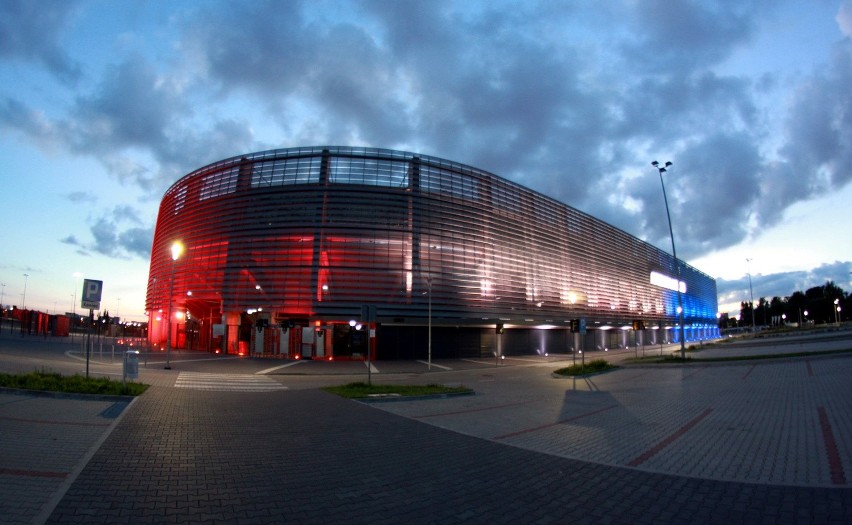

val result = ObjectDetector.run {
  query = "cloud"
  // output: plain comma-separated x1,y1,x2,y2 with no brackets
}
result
0,51,256,197
2,1,851,267
838,0,852,37
0,0,82,83
622,0,766,75
67,191,97,203
62,206,153,260
716,260,852,312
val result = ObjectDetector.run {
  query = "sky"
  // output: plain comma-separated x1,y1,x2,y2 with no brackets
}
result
1,0,851,322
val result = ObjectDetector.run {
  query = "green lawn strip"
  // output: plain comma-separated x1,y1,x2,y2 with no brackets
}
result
553,359,617,377
323,382,472,399
0,371,148,396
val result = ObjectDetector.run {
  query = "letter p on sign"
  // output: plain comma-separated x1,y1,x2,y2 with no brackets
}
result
81,279,103,310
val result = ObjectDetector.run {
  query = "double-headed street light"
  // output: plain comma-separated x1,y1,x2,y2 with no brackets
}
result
651,161,685,359
165,241,184,370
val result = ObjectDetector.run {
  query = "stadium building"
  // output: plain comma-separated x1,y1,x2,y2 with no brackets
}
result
145,146,719,360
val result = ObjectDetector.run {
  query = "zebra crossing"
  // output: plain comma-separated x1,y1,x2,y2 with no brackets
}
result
174,372,288,392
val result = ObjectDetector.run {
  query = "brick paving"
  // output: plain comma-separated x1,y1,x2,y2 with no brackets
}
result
379,355,852,488
0,391,131,525
1,331,851,523
39,383,852,524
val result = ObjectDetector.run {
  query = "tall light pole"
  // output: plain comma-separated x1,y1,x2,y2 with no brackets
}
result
22,273,29,310
165,241,184,370
746,258,756,333
651,161,685,359
425,276,433,371
72,272,81,335
0,282,5,331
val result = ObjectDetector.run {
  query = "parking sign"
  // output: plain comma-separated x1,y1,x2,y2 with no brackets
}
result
81,279,103,310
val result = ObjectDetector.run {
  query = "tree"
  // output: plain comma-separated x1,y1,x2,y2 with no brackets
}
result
788,291,808,324
769,297,786,325
757,297,769,326
739,301,753,327
823,281,844,302
732,281,849,328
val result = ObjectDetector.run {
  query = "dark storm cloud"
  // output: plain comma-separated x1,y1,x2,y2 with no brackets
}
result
0,0,82,83
2,0,850,270
72,57,179,150
184,0,315,94
1,52,256,196
66,54,255,192
185,0,418,148
622,0,766,75
757,41,852,227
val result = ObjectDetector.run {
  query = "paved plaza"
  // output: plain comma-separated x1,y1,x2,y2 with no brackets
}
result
1,330,851,523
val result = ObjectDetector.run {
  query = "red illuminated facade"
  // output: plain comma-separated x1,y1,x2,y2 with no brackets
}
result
146,146,718,359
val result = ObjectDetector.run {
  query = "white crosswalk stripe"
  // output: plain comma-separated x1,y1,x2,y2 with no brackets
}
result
174,372,288,392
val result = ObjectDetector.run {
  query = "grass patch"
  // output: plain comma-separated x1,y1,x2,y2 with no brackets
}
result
623,354,692,364
0,371,148,396
322,382,472,399
662,354,693,363
554,358,616,376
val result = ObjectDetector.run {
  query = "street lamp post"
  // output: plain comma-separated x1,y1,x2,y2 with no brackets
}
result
22,273,29,310
0,282,5,332
165,241,184,370
425,276,433,371
746,258,756,333
651,161,685,359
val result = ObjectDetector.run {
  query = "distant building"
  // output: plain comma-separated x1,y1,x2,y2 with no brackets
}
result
146,146,718,359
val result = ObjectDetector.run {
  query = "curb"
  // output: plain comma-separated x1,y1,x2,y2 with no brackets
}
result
0,386,142,403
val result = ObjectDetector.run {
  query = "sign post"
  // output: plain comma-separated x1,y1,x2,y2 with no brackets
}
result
361,305,376,385
81,279,103,378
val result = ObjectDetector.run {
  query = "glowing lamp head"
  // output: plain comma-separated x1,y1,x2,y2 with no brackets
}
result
170,241,184,261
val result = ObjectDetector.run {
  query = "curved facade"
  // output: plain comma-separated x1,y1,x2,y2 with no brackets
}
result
146,146,718,359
